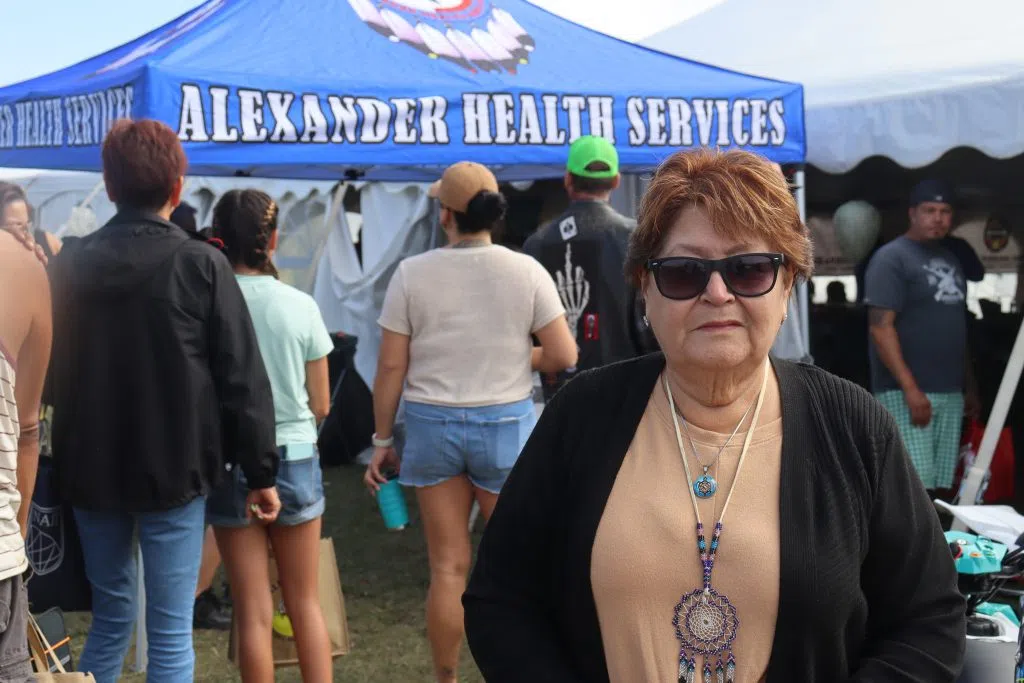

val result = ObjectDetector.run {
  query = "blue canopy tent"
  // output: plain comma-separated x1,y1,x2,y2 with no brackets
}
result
0,0,804,180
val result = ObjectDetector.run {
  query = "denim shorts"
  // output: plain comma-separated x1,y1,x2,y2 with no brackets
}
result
400,398,537,494
207,445,325,527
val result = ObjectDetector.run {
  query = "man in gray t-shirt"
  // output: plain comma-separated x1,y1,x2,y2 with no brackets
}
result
864,179,976,493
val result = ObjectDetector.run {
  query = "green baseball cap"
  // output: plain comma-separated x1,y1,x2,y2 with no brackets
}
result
566,135,619,178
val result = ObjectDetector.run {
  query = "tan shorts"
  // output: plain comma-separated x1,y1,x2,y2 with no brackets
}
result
0,572,33,683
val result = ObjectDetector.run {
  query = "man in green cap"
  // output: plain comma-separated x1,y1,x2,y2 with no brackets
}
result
522,135,655,401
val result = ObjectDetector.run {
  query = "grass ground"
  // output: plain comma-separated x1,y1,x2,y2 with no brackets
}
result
63,464,485,682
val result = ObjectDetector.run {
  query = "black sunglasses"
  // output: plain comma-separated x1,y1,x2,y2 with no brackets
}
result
645,253,785,300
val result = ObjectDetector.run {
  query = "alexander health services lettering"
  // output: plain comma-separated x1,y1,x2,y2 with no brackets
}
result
0,86,134,150
174,88,788,149
1,87,787,152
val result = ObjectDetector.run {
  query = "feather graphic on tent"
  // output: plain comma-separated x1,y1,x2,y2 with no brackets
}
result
446,26,501,72
485,18,529,62
491,7,535,51
471,27,518,73
347,0,399,40
380,8,433,55
416,22,476,71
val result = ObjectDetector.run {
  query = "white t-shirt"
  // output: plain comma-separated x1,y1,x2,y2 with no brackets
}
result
0,343,26,582
378,244,565,407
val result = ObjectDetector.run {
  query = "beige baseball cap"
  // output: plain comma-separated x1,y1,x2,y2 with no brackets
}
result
428,161,499,213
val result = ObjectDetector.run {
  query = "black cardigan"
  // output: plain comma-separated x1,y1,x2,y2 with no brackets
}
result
464,354,966,682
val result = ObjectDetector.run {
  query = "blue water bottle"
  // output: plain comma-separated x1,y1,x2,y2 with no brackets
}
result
376,471,408,531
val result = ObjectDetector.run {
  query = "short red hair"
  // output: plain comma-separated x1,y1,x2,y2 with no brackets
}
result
102,119,187,210
626,149,812,288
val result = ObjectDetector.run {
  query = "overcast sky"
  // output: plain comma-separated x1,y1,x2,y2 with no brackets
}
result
0,0,721,87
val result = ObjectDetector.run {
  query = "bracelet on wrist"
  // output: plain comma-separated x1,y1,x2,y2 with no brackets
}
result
372,433,394,448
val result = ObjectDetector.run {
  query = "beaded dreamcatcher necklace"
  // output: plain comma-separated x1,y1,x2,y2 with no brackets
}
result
662,361,769,683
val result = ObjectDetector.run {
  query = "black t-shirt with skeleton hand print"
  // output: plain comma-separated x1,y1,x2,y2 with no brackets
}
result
522,200,656,400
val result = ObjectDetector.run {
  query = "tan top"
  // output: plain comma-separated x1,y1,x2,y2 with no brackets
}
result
591,373,782,683
378,245,565,407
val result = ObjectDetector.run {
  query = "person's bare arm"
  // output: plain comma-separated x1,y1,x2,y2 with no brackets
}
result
14,257,52,538
305,356,330,423
0,226,47,266
531,316,578,373
364,329,409,492
869,306,931,426
868,308,917,391
373,329,410,441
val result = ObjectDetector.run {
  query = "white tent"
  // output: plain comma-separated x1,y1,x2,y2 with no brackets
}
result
643,0,1024,174
648,0,1024,508
1,168,339,292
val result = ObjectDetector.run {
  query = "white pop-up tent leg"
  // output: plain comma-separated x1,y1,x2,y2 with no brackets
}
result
132,545,147,673
793,169,811,352
771,168,813,364
955,316,1024,516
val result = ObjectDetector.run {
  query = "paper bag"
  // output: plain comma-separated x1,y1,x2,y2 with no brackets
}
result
29,611,96,681
229,537,350,667
34,672,96,682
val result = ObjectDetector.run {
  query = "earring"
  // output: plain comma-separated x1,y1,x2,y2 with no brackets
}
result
642,315,650,328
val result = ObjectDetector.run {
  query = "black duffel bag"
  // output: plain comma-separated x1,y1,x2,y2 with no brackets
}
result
26,454,91,613
318,333,374,467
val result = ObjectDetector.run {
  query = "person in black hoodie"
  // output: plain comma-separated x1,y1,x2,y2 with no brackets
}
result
522,135,656,401
47,119,280,683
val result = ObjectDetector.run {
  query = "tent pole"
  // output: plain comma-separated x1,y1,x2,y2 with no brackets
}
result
954,315,1024,517
132,544,147,673
794,169,810,355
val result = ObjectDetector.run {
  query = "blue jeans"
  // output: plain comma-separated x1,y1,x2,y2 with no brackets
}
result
73,497,206,683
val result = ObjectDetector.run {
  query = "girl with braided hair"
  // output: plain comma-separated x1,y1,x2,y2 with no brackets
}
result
207,189,335,682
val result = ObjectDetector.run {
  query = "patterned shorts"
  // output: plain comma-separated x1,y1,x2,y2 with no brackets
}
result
876,391,964,490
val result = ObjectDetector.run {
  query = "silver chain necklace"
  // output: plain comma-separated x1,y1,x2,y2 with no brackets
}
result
677,393,756,499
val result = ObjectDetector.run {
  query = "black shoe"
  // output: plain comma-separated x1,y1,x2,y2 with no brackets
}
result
194,589,232,631
218,583,233,608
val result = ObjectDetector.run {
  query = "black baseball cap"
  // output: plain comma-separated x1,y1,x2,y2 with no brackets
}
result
909,179,954,207
170,201,198,233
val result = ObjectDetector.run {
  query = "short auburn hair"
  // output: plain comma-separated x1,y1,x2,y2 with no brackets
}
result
102,119,187,210
626,149,812,288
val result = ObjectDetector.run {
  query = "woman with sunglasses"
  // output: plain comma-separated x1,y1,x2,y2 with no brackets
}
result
464,149,966,683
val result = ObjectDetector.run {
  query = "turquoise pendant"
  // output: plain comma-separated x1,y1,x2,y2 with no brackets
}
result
693,473,717,498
